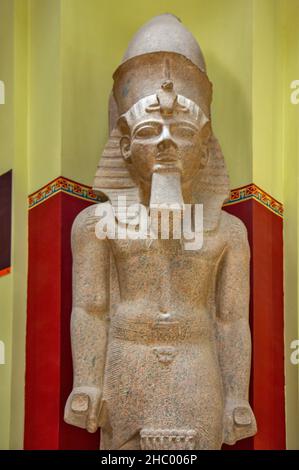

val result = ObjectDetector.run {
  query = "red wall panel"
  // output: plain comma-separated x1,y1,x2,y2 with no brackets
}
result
224,199,285,450
25,193,100,449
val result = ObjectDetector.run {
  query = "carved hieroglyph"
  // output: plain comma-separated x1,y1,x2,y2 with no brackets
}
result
64,14,257,450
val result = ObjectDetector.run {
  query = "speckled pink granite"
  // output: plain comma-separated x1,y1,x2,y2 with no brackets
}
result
64,14,257,450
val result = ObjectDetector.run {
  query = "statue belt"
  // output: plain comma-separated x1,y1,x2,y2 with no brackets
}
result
109,320,211,343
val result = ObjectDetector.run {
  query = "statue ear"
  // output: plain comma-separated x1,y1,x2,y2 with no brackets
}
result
200,146,209,169
120,136,131,162
199,123,211,168
118,116,132,162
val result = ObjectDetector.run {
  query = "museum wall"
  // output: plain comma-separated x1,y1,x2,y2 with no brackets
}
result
0,0,298,450
280,0,299,450
0,0,14,449
0,0,28,450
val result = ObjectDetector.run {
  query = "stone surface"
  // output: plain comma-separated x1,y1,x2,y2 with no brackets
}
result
64,14,257,450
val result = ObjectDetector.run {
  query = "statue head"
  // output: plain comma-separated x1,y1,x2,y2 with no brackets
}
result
93,14,230,229
117,78,211,188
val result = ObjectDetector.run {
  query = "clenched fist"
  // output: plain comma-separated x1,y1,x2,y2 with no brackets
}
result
223,398,257,445
64,386,102,433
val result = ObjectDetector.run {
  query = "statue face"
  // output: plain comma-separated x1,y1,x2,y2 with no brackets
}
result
120,107,209,186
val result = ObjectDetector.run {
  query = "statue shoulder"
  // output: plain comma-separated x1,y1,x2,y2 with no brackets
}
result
220,210,249,247
71,201,113,243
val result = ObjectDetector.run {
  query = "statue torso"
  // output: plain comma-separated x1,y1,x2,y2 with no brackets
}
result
108,210,228,338
100,210,230,449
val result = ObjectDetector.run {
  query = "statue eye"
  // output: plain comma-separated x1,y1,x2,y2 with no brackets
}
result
134,124,161,138
171,125,197,138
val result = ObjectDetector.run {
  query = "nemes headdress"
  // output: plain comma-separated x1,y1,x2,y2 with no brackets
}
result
93,14,230,230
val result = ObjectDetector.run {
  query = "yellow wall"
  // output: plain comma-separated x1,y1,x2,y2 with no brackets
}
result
9,0,28,449
0,0,254,448
60,0,253,190
0,0,298,449
252,0,284,202
280,0,299,450
29,0,62,193
0,0,15,450
0,0,28,450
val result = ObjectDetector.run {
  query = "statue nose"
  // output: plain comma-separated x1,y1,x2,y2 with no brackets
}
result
157,127,177,152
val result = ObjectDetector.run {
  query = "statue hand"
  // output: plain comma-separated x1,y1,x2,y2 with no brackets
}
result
223,398,257,445
64,386,102,433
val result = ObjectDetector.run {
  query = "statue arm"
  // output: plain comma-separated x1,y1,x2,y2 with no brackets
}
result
216,216,257,444
64,205,110,433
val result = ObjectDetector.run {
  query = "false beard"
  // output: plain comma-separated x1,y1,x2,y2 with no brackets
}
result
149,170,184,240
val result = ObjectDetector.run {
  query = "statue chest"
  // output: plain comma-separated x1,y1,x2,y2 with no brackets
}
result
109,233,226,301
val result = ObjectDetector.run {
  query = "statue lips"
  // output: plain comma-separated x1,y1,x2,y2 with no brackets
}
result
156,152,178,162
154,153,181,173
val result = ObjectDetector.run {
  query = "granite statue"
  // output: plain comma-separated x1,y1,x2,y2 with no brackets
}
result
64,14,257,450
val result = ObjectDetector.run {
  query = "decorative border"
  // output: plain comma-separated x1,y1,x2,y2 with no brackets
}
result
28,177,284,217
224,183,283,218
0,266,11,277
28,176,102,210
